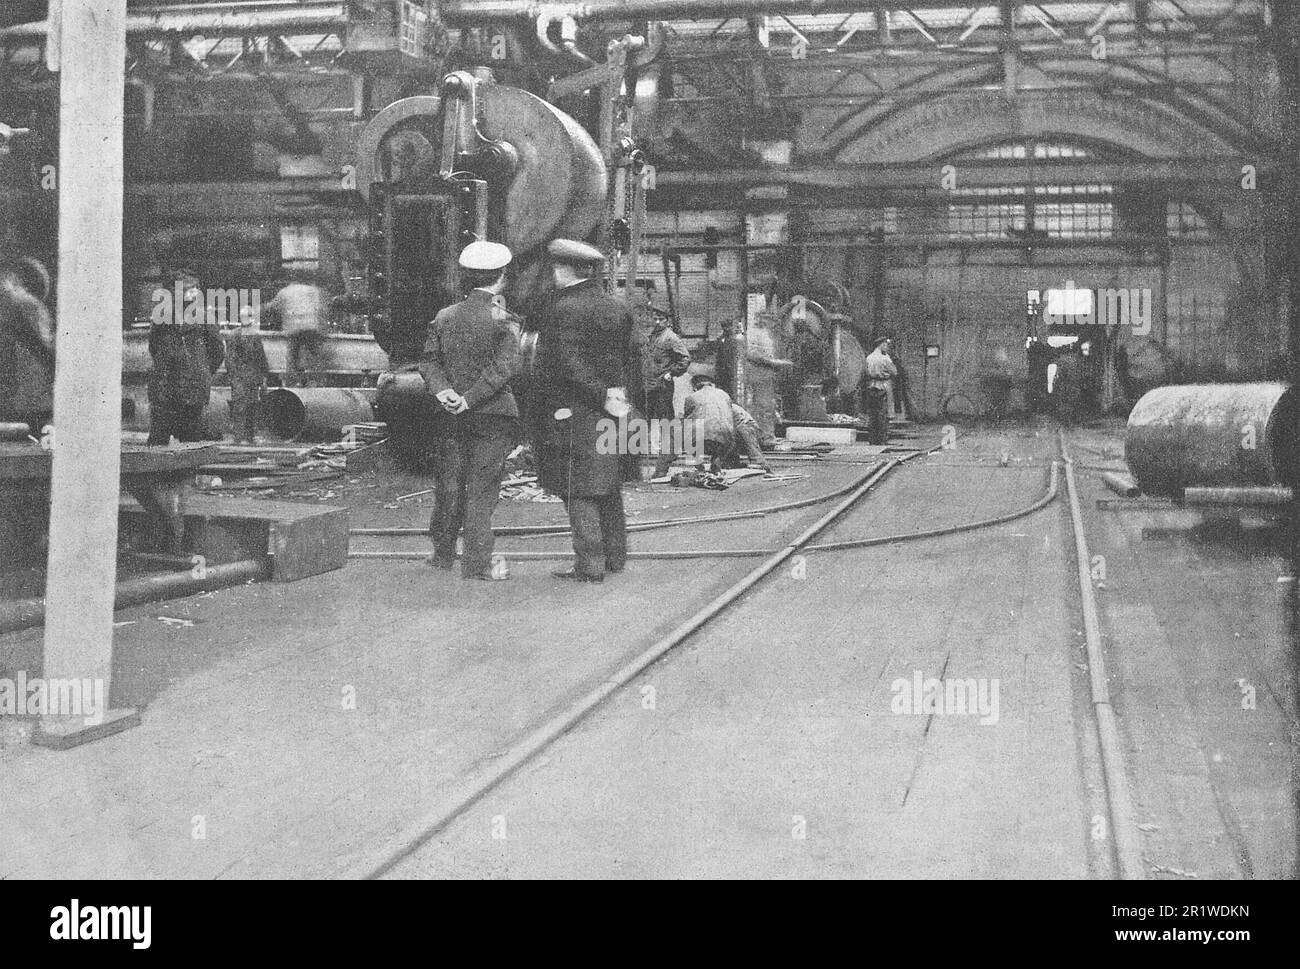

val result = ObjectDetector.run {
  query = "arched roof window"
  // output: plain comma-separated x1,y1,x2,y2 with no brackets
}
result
944,140,1116,240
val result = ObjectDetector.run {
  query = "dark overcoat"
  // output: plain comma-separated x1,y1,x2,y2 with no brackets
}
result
530,278,633,498
148,322,225,408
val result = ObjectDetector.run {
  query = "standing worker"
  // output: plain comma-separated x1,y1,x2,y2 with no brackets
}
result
223,304,269,445
414,241,521,582
531,238,633,584
745,309,794,440
262,268,330,387
864,336,898,446
644,306,692,478
1053,342,1085,426
147,270,225,445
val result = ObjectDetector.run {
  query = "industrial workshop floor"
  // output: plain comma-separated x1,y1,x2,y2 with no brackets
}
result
0,424,1293,879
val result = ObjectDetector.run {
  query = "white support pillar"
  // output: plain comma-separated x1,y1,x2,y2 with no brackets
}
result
35,0,138,748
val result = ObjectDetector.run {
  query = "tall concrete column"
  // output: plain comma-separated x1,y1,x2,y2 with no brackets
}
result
35,0,138,748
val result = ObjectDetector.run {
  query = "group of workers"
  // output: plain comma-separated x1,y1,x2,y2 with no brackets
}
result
397,238,634,583
1,240,884,588
406,238,778,584
143,269,336,447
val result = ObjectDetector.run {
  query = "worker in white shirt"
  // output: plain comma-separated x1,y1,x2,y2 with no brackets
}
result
744,310,794,440
262,268,330,387
865,336,898,445
682,370,736,474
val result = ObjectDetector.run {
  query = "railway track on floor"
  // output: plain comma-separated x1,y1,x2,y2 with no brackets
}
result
348,433,1146,880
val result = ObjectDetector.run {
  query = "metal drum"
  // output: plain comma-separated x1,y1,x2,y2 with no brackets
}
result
1124,382,1299,496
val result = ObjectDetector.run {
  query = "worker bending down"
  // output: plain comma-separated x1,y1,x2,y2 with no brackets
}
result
415,241,521,581
683,370,771,474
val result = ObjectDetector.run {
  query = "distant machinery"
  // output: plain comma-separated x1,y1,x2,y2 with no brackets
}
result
352,70,607,462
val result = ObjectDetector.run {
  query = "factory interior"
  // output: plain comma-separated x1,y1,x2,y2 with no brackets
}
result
1,0,1298,884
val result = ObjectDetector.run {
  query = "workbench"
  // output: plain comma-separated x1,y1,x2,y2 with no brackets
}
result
0,442,217,565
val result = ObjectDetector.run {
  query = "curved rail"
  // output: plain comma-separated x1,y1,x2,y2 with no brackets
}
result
349,457,904,879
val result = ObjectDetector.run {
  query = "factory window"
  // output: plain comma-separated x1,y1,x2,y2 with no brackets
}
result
1167,202,1211,239
946,138,1114,241
1034,201,1114,239
951,185,1110,199
281,224,320,274
874,206,900,236
967,141,1094,161
952,186,1028,198
947,202,1027,239
801,207,899,239
1166,290,1227,363
1033,184,1112,197
399,1,429,57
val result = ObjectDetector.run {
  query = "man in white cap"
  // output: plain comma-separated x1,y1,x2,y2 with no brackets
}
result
418,240,521,580
531,238,634,583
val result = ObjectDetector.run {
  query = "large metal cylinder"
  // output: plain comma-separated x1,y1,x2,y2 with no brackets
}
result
123,330,390,378
261,387,376,442
1125,383,1300,497
122,385,234,438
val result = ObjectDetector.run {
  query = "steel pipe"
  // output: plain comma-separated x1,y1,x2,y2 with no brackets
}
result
123,330,391,377
1,3,350,39
121,386,233,438
1060,436,1146,880
438,0,1097,21
1125,383,1300,497
261,387,376,442
1183,486,1294,507
1100,471,1140,498
353,457,902,879
0,559,268,635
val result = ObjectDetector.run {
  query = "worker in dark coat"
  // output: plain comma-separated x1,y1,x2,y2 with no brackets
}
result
414,240,521,581
1053,343,1085,426
0,257,55,433
147,271,225,445
531,238,633,583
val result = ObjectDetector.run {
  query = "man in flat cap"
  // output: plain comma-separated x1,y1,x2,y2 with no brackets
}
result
642,304,692,479
147,269,225,445
531,238,634,583
418,240,521,581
